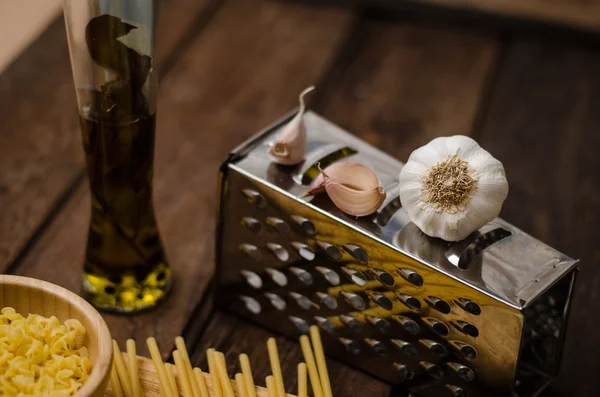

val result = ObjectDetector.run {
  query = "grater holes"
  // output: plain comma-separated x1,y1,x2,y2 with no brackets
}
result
447,362,475,382
419,339,447,357
427,296,451,314
266,217,290,234
317,241,341,260
393,363,415,380
292,242,315,261
315,266,340,285
266,243,289,262
242,189,266,208
289,292,317,310
446,385,467,397
391,340,417,356
314,316,336,333
341,291,366,310
289,267,313,285
367,291,393,310
291,215,316,236
396,293,422,311
393,315,420,335
289,316,310,333
365,338,387,355
239,244,260,261
424,318,450,336
452,320,479,337
419,361,444,380
241,217,262,233
265,268,288,286
315,292,338,309
366,315,391,333
455,298,481,315
372,269,396,287
339,338,361,355
343,244,368,262
341,267,368,286
240,296,261,314
264,292,286,311
457,228,512,270
449,341,477,360
397,268,424,287
340,314,363,331
240,270,262,289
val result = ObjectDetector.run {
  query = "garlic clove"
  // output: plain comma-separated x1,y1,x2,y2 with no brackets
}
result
399,135,508,242
326,182,386,217
303,162,386,217
269,86,315,165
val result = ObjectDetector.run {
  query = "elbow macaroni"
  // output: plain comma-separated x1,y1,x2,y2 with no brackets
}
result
0,307,91,397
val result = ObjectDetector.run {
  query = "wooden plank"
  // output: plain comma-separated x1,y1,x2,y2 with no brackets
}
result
13,0,355,358
358,0,600,34
476,38,600,396
193,15,500,397
0,0,215,273
191,312,388,397
318,17,500,162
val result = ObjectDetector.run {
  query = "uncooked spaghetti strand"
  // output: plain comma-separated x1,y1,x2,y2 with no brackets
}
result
297,363,308,397
207,349,223,397
193,368,211,397
147,337,175,397
165,363,179,396
113,340,133,397
126,339,143,397
267,338,286,397
176,337,200,397
110,362,124,397
239,354,257,397
266,376,277,397
174,350,195,397
309,326,333,397
215,352,235,397
235,373,248,397
299,335,324,397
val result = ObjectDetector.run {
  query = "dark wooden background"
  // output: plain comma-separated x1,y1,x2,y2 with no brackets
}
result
1,0,599,396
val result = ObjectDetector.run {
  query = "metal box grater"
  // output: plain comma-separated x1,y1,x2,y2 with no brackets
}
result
214,111,579,397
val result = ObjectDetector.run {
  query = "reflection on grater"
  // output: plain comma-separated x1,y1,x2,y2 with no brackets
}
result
215,111,579,397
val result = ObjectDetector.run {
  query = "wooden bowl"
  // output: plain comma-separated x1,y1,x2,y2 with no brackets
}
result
0,275,113,397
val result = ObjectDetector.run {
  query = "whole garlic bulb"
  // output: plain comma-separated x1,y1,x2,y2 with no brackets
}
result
399,135,508,242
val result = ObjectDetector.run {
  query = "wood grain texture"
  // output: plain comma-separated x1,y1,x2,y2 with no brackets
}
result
0,274,113,397
0,0,214,274
476,37,600,397
104,354,288,397
355,0,600,33
14,0,355,359
191,312,387,397
317,17,499,162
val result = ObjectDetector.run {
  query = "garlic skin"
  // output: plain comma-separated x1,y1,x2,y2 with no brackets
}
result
399,135,508,242
303,162,386,217
269,86,314,165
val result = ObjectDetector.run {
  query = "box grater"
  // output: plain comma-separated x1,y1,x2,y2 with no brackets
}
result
214,111,578,397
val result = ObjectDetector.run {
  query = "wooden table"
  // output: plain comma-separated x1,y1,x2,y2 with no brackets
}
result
1,0,599,396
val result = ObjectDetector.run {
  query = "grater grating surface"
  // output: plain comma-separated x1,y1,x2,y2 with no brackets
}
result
215,111,578,397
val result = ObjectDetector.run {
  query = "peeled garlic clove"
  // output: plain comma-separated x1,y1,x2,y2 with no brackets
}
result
399,135,508,241
311,162,386,216
269,86,315,165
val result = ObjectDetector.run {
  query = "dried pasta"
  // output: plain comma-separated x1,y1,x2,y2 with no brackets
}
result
0,307,91,397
